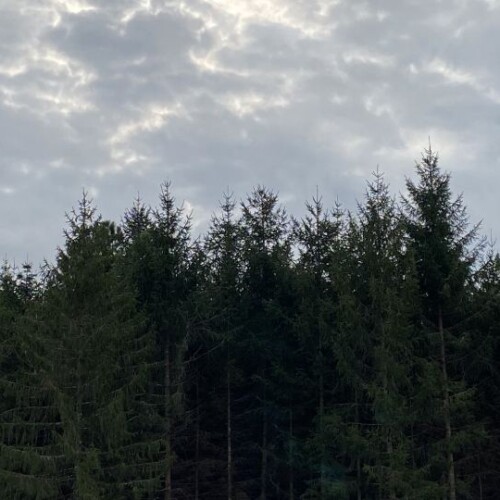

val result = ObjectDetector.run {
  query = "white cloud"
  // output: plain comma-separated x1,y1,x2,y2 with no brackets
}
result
199,0,336,38
107,103,187,167
427,58,500,104
343,49,394,67
1,0,500,263
53,0,96,15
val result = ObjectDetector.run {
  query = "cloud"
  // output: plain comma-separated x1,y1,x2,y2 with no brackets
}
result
0,0,499,263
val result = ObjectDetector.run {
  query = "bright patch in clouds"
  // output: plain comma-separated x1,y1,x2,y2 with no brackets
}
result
427,58,500,104
343,50,395,67
108,104,186,166
201,0,335,38
54,0,96,14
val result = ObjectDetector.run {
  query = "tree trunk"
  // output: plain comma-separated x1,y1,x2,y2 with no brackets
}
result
75,356,84,497
355,392,362,500
289,409,294,500
319,339,325,499
477,456,483,500
261,381,268,500
438,307,456,500
165,338,172,500
387,431,396,500
195,374,200,500
382,329,396,500
227,355,233,500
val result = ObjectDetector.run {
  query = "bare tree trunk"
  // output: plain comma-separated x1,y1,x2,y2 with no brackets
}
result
75,356,84,496
289,409,294,500
356,457,362,500
227,355,233,500
165,338,172,500
261,382,268,500
477,456,483,500
355,392,362,500
381,328,396,500
387,432,396,500
261,413,268,500
438,307,456,500
319,340,325,499
195,374,200,500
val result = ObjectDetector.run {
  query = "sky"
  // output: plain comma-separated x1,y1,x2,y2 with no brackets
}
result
1,0,499,264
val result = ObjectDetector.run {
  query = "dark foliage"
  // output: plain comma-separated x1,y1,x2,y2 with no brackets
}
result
0,151,497,499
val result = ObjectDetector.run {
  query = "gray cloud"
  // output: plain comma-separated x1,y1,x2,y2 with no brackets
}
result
0,0,499,264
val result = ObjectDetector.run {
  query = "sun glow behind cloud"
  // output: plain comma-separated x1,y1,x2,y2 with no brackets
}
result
107,103,187,168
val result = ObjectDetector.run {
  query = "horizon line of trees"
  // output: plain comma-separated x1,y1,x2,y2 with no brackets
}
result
2,148,500,499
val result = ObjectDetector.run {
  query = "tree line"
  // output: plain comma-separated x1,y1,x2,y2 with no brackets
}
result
1,148,500,499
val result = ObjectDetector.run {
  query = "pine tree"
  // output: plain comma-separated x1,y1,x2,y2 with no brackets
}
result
124,182,193,499
203,192,243,499
0,263,62,498
238,186,293,499
465,245,500,498
355,171,435,498
403,147,483,500
3,151,500,499
325,210,373,500
123,194,152,242
293,194,348,498
24,194,151,498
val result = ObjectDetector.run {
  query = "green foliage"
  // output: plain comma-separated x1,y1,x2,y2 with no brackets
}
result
2,152,499,499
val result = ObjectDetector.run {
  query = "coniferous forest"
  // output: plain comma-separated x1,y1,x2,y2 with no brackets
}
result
2,148,500,500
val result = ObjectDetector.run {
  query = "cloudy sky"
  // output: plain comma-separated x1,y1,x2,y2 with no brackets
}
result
1,0,499,264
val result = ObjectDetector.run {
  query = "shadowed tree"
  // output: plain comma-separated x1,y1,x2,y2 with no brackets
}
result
403,147,484,500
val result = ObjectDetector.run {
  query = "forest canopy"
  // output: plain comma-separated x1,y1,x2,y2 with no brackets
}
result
1,148,500,499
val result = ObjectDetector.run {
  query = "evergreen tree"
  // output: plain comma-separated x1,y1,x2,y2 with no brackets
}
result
123,194,152,243
123,182,193,500
2,152,499,500
355,171,433,498
465,245,500,498
238,186,294,499
0,263,62,499
203,192,243,499
403,147,483,500
293,195,347,498
25,195,150,498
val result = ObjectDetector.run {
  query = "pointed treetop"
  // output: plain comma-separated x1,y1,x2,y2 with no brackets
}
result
123,193,152,241
63,190,100,243
155,181,192,239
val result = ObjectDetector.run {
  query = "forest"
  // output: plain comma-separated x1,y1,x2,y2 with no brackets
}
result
1,148,500,500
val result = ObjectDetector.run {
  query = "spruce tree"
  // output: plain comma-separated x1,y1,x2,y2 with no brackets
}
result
204,192,243,499
239,186,293,499
403,147,483,500
0,263,62,498
293,195,348,498
124,182,193,499
2,151,500,499
355,171,433,498
465,246,500,498
25,195,151,498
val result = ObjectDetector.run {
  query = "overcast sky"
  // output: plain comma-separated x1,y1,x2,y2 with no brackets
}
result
1,0,499,264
